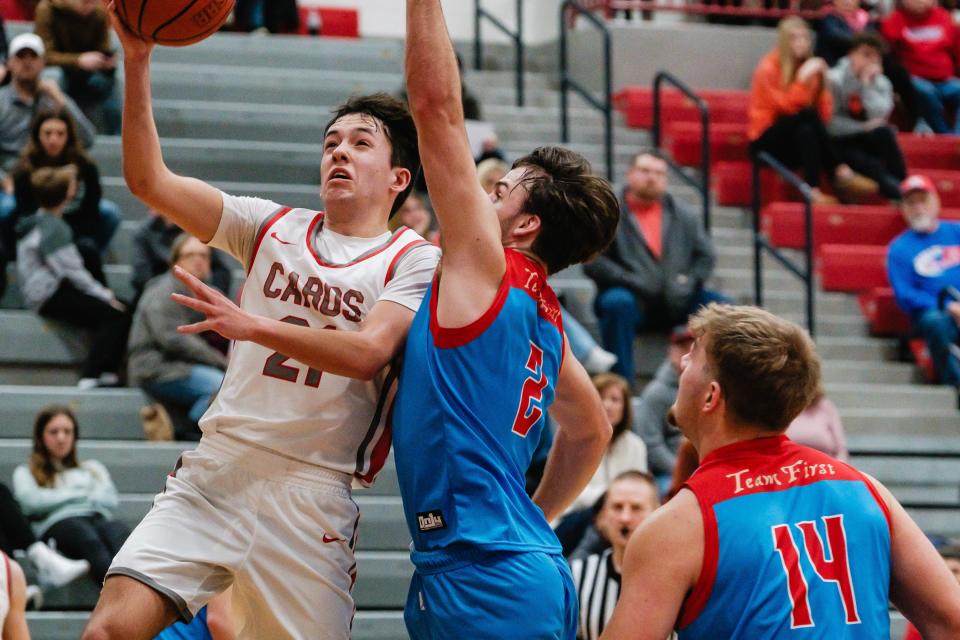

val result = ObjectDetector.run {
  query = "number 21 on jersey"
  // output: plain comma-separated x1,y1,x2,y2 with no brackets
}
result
772,514,861,629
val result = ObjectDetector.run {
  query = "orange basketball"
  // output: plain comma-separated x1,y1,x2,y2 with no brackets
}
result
115,0,235,47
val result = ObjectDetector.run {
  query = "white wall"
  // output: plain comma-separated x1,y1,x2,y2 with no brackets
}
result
299,0,564,44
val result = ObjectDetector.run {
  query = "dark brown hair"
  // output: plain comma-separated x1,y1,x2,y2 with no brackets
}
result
30,405,80,488
19,107,91,173
512,146,619,274
31,165,77,210
689,304,821,431
849,31,887,55
324,93,420,216
591,470,659,517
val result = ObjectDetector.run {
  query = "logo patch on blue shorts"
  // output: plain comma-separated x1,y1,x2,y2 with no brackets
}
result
417,510,446,532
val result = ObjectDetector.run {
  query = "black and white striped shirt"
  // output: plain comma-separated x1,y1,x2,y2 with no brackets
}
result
570,548,621,640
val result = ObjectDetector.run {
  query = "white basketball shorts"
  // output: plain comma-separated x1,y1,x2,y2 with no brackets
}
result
107,433,361,640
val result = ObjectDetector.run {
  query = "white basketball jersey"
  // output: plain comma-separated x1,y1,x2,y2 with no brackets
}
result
202,200,438,485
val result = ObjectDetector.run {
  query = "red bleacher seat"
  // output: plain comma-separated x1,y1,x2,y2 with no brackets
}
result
819,244,888,292
925,170,960,208
857,287,910,336
613,87,748,129
897,133,960,171
0,1,33,20
297,7,360,38
665,122,749,167
713,161,797,207
762,203,960,251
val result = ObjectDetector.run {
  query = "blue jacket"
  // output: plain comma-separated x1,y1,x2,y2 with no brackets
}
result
887,221,960,319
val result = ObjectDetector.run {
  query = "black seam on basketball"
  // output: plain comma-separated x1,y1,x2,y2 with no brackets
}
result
137,0,149,35
154,15,229,44
151,0,202,40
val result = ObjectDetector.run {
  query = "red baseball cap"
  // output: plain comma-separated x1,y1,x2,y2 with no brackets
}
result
900,174,937,197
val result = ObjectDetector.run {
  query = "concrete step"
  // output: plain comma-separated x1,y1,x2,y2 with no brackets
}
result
848,433,960,454
822,360,917,385
815,336,900,362
0,364,78,386
26,610,409,640
102,177,322,223
0,440,405,496
854,455,960,486
0,387,148,440
842,408,960,436
0,312,87,365
112,494,410,552
826,382,958,412
35,550,414,611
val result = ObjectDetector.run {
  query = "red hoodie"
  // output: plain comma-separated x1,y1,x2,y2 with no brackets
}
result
882,6,960,81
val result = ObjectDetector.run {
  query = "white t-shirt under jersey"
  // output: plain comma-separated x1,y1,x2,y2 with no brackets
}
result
202,192,440,484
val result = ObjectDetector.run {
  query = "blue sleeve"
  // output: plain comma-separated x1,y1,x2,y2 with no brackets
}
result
887,239,938,317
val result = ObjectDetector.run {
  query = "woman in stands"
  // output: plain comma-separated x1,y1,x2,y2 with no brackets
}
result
11,107,120,260
12,405,131,587
748,16,877,204
554,373,648,555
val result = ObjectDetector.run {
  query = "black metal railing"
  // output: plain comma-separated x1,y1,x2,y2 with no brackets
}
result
559,1,613,181
652,71,711,232
752,152,816,336
475,0,525,107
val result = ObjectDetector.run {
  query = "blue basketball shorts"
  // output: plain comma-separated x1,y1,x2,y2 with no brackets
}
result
404,549,577,640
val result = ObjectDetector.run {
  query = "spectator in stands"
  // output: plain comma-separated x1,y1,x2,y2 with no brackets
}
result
0,33,95,294
15,165,128,389
814,0,918,128
882,0,960,134
34,0,121,134
555,373,648,555
584,149,728,384
569,471,659,640
130,209,233,310
128,234,227,441
785,386,849,460
233,0,300,34
748,17,878,204
903,544,960,639
887,174,960,388
477,157,509,194
388,191,438,245
0,481,89,588
12,405,131,587
12,107,120,256
826,32,907,201
635,325,692,487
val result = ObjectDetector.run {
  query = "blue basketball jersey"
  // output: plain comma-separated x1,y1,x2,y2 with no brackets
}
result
678,436,892,640
392,250,564,556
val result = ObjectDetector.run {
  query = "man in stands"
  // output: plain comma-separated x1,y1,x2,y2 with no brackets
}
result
887,175,960,389
882,0,960,134
584,149,727,385
569,471,659,640
601,303,960,639
826,32,907,201
34,0,121,133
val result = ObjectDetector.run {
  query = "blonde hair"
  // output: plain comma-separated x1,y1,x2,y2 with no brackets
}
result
689,304,821,431
776,16,811,86
477,158,509,191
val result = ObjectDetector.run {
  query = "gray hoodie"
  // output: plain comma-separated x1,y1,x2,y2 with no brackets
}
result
15,210,111,311
826,56,894,137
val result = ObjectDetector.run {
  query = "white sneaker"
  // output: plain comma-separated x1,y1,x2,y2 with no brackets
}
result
76,378,99,390
583,346,618,374
27,542,89,588
25,584,42,610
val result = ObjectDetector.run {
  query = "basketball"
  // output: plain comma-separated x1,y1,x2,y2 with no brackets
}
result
114,0,235,47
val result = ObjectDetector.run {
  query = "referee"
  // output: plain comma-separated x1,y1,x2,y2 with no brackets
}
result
570,471,659,640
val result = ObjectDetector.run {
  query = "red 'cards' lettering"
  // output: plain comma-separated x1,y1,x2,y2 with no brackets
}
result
511,342,547,437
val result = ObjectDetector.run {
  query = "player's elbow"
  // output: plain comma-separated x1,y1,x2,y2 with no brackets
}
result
407,90,461,127
348,342,394,381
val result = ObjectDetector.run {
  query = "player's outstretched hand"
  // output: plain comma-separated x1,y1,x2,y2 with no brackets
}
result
172,266,255,341
106,1,154,59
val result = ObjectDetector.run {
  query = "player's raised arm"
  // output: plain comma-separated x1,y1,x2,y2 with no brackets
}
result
107,3,223,242
404,0,505,319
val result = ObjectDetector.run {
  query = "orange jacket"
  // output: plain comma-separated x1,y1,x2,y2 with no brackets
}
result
748,50,833,141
